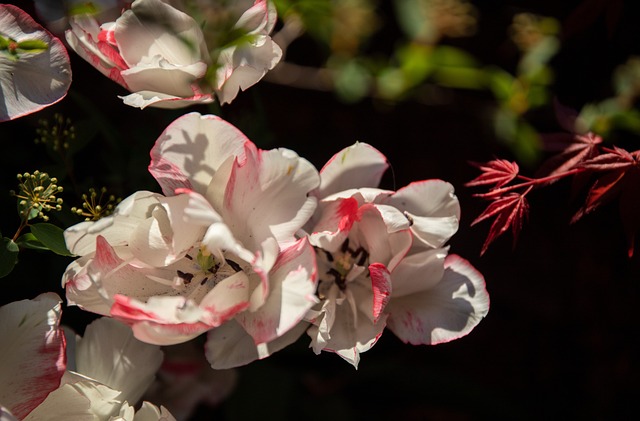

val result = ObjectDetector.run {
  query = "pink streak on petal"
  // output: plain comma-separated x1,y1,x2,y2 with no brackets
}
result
94,235,122,268
148,156,194,196
201,301,250,327
110,295,159,322
369,263,391,323
338,197,360,231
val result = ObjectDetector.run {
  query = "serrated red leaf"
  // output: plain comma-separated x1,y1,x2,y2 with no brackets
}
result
579,146,636,171
573,148,640,223
472,191,530,255
466,159,519,188
537,132,602,177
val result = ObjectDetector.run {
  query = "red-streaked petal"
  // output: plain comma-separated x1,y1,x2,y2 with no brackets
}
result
0,293,66,419
369,263,391,323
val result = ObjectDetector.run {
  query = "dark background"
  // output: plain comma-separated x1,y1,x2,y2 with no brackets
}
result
2,0,640,419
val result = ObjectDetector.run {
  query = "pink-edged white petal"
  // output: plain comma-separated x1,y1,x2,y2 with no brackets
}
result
214,0,282,104
65,15,128,88
215,38,282,105
0,5,71,122
149,113,248,196
64,236,179,316
385,180,461,248
317,142,389,199
75,318,163,406
0,293,66,420
216,146,320,250
205,319,309,370
386,255,490,345
236,237,318,344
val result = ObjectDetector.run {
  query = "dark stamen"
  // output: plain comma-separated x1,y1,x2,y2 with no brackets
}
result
341,238,350,253
226,259,242,272
177,270,194,285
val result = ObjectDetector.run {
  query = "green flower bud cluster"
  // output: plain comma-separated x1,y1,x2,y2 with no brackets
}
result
71,187,122,221
10,171,63,222
34,113,76,152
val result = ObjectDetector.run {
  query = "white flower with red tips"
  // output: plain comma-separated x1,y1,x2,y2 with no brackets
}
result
63,112,320,369
304,142,490,367
65,0,282,109
0,5,71,122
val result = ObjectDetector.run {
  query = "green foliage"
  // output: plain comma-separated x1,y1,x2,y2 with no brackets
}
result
29,223,73,257
0,236,19,278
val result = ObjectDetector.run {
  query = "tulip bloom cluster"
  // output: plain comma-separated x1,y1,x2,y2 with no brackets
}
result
65,0,282,108
62,112,490,369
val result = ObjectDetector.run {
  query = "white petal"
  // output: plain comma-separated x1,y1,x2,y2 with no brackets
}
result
386,255,489,345
64,191,161,257
308,298,387,369
119,90,213,109
217,147,320,250
317,143,389,199
391,247,448,297
205,319,309,369
355,204,411,271
215,38,282,105
115,0,207,67
22,383,95,421
0,5,71,122
149,113,248,196
133,402,176,421
386,180,461,248
121,59,207,98
236,238,318,344
0,407,18,421
0,293,65,419
75,318,163,405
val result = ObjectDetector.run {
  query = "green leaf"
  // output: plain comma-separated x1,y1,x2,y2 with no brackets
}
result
0,35,10,50
17,39,49,51
430,46,478,68
488,68,515,100
15,233,49,251
0,237,19,278
30,223,73,256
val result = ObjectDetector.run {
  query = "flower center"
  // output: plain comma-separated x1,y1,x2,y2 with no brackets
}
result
175,245,246,292
317,238,369,294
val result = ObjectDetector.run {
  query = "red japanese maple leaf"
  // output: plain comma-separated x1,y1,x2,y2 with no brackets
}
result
466,159,520,189
471,188,531,255
574,146,640,256
537,132,602,177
